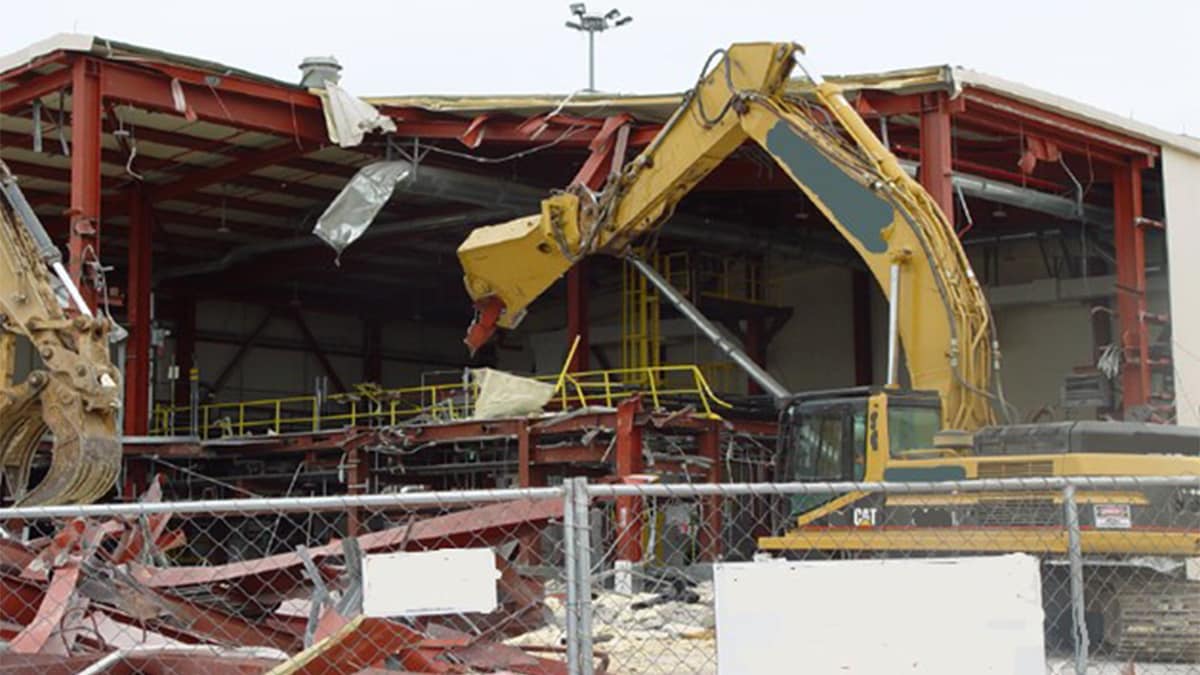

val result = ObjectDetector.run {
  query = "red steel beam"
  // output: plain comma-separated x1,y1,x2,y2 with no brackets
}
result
957,107,1133,168
9,564,83,652
0,68,71,115
149,61,324,114
1113,164,1149,413
136,498,563,593
919,92,955,228
4,126,345,200
151,140,322,203
124,187,153,435
962,88,1159,161
517,420,534,487
561,116,633,372
68,58,102,310
117,124,354,179
99,60,327,143
853,91,923,117
271,616,420,675
531,444,607,464
0,129,332,210
0,162,256,223
0,50,70,83
0,158,116,189
891,143,1067,193
381,106,661,147
0,128,129,169
0,654,104,675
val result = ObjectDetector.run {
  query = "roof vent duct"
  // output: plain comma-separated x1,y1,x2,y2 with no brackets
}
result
298,56,342,89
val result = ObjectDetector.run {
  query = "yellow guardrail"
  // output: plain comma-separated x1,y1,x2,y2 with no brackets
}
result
149,364,733,439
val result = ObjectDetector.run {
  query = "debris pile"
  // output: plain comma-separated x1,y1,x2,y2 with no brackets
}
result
510,577,717,674
0,480,572,674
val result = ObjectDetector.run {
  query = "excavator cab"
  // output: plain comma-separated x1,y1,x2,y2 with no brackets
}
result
779,388,943,480
777,388,942,515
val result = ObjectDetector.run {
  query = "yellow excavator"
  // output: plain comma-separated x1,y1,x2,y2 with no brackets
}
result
458,43,1200,660
0,160,122,505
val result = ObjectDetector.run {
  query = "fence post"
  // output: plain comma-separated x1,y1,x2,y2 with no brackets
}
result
572,476,595,675
1062,484,1089,675
563,478,581,675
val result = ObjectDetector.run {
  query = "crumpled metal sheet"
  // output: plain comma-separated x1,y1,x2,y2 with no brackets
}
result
471,368,555,419
312,161,410,258
320,81,397,148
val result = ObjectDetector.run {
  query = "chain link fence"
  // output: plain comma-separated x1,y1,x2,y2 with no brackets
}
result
0,487,576,674
0,477,1194,673
567,477,1200,675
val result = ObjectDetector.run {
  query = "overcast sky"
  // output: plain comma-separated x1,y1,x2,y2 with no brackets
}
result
4,0,1197,136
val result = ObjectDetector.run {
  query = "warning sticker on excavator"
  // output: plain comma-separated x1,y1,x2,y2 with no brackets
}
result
1093,504,1132,529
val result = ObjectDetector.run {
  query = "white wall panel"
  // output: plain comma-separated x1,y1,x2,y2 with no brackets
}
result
1163,148,1200,424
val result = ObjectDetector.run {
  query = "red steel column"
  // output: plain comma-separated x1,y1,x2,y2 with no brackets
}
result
517,420,534,488
517,422,548,489
919,92,955,228
124,188,152,435
68,58,102,310
516,420,543,564
1113,163,1149,412
121,457,149,502
697,422,723,561
566,263,590,371
614,397,644,562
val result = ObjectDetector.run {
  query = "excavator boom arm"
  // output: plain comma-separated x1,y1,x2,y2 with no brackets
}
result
0,163,121,505
458,42,999,429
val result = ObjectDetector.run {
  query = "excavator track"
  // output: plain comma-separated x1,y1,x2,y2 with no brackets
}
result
1096,574,1200,662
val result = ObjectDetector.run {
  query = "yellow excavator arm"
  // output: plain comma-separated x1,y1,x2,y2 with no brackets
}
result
0,162,122,505
458,42,1000,430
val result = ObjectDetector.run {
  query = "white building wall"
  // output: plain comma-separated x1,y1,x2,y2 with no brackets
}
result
989,302,1093,419
1163,148,1200,425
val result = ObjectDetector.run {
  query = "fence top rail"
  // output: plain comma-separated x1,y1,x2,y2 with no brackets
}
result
586,475,1200,498
0,486,566,519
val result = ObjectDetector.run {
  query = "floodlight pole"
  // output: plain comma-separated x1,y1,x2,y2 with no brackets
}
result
588,30,596,91
565,4,632,92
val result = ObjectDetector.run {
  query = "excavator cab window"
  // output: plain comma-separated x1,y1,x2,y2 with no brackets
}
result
778,397,867,517
886,398,942,458
779,398,867,482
